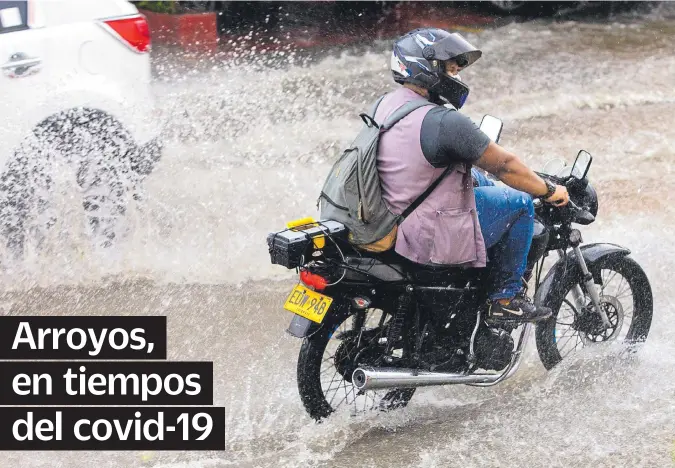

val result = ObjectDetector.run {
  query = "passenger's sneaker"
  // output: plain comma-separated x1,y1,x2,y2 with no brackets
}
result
486,294,552,323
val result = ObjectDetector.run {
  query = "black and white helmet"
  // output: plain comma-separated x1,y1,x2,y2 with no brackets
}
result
391,28,482,109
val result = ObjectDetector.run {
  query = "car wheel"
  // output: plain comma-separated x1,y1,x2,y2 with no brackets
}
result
0,108,154,256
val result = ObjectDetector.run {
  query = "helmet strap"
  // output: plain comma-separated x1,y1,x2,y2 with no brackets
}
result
428,91,446,106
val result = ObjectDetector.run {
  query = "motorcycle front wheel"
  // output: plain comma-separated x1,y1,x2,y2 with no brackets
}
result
535,254,653,370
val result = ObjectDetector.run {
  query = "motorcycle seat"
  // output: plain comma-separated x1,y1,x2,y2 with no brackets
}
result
342,250,485,284
343,256,406,282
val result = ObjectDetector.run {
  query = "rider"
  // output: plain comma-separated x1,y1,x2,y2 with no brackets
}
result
376,28,569,323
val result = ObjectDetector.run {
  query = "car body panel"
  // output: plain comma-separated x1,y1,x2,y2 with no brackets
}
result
0,0,158,174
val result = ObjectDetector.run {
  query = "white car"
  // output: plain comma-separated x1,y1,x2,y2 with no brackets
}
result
0,0,161,252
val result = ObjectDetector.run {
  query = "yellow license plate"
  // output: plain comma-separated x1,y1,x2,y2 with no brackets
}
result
283,284,333,323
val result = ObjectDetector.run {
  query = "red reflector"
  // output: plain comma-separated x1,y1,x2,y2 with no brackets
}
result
354,298,369,308
104,16,151,53
299,271,328,291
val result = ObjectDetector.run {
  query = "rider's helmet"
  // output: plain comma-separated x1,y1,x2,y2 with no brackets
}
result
391,28,482,109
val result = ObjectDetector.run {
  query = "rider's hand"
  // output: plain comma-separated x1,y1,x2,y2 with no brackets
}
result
545,185,569,207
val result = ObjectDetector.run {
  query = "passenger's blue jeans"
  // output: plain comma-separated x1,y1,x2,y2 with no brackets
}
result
472,168,534,300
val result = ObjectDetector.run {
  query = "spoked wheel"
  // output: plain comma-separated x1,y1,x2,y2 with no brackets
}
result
297,307,415,421
536,255,653,370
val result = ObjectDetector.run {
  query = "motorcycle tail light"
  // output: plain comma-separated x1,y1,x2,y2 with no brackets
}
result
300,271,328,291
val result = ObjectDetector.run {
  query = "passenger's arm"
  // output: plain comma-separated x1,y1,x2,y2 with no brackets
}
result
475,141,569,206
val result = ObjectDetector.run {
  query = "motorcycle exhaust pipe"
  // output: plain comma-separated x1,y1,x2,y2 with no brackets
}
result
352,324,533,391
352,367,503,391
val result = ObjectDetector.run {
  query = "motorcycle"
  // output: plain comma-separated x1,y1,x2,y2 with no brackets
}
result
266,115,653,421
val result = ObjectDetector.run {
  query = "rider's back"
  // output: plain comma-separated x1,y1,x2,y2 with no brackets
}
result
375,87,487,267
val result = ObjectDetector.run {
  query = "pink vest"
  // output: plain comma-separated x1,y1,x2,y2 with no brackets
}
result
375,87,487,267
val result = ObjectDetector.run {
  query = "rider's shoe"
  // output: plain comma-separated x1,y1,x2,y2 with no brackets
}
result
486,294,552,324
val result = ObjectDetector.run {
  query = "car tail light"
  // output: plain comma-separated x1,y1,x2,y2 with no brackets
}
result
300,271,328,291
103,15,151,53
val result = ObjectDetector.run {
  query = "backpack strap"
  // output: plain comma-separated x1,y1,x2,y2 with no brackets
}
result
360,95,387,128
381,99,435,132
400,164,455,220
369,94,386,116
367,95,447,221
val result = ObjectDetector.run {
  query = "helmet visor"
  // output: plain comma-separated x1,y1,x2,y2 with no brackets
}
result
431,33,482,66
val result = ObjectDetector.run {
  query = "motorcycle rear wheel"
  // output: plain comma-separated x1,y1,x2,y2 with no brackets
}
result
297,307,415,421
535,255,653,370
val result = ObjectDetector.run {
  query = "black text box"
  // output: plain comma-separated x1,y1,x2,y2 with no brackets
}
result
0,407,225,450
0,316,166,359
0,361,213,405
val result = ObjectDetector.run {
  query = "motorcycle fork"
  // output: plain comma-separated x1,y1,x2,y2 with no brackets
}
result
559,242,611,328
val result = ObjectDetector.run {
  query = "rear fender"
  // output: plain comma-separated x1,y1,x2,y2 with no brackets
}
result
287,315,321,338
534,243,631,309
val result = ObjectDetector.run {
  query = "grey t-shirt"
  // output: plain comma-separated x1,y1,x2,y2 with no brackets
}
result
420,106,491,168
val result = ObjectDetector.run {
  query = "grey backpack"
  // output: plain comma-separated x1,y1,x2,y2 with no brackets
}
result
318,96,454,252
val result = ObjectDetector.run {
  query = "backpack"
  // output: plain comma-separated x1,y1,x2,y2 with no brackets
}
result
318,95,455,253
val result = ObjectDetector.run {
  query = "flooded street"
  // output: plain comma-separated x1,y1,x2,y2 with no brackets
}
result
1,4,675,467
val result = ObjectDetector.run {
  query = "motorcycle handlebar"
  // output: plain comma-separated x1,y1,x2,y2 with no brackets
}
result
535,171,595,224
568,200,595,224
536,174,595,224
536,193,595,224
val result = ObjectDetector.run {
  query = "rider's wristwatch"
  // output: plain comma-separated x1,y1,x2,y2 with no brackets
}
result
543,179,557,199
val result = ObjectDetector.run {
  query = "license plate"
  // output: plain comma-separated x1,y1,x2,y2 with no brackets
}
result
283,284,333,323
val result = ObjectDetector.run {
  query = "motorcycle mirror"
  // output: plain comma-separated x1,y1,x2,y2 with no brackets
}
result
479,115,503,144
571,150,592,179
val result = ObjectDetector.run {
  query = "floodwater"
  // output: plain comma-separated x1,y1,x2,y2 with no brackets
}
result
1,3,674,467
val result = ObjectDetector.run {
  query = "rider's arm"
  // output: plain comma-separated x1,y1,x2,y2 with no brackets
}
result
475,142,568,205
423,108,567,205
475,142,548,196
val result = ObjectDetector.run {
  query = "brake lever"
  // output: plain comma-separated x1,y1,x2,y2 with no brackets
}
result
567,200,595,224
567,200,581,211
